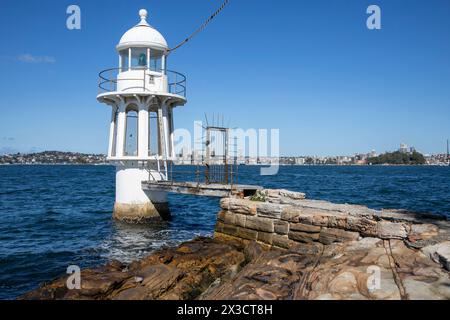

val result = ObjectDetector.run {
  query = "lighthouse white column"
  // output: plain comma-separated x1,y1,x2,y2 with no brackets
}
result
115,102,126,157
157,105,165,158
138,102,149,158
107,106,117,157
162,55,166,75
161,102,171,159
169,107,175,159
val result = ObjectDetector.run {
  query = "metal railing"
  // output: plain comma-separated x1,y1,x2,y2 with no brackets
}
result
165,161,238,189
98,67,186,97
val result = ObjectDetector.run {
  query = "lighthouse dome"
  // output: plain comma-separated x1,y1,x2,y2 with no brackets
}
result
117,9,168,51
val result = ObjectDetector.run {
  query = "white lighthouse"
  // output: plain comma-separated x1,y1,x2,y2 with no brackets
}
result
97,9,187,222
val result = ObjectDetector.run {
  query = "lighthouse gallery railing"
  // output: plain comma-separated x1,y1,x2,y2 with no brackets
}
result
98,67,186,98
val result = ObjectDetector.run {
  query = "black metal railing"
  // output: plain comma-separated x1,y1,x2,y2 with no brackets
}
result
164,161,238,188
98,67,186,98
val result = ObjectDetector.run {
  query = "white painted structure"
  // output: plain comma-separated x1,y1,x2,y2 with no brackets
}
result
97,9,187,222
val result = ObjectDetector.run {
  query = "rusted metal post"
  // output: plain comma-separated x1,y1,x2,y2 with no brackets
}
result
224,128,229,184
205,127,211,184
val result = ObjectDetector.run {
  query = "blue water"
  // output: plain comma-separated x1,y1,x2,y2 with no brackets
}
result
0,165,449,299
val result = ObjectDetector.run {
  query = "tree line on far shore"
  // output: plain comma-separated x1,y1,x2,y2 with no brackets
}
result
368,151,426,165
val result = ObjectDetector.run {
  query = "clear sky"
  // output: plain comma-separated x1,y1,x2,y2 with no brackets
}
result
1,0,449,156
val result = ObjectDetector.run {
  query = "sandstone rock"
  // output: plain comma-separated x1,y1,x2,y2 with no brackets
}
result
274,220,289,235
281,207,301,223
256,202,284,219
23,230,450,301
215,221,225,233
367,270,402,300
327,271,358,296
201,250,317,300
245,216,274,233
281,207,321,226
436,245,450,271
218,211,236,225
377,221,408,239
422,241,450,271
115,265,183,300
327,215,348,229
290,222,321,233
288,230,320,243
22,188,450,301
290,242,323,255
220,198,257,216
347,216,378,237
243,241,265,262
272,234,291,249
235,214,247,228
279,189,306,200
319,228,360,245
346,238,382,251
408,224,439,242
217,210,226,222
236,227,258,241
257,231,273,245
403,278,445,300
222,223,238,237
265,189,280,198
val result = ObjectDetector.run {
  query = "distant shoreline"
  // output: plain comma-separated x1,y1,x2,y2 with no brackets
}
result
0,163,446,167
0,163,110,166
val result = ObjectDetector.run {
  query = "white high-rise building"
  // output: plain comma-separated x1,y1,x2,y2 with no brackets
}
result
399,143,408,153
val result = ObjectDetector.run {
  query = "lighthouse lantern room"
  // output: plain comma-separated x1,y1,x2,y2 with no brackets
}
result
97,9,187,222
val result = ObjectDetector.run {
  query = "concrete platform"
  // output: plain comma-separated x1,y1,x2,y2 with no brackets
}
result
142,181,262,198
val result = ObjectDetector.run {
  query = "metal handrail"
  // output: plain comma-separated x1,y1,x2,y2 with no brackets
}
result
98,67,187,97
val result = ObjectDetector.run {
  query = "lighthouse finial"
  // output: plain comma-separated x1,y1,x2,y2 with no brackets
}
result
139,9,148,23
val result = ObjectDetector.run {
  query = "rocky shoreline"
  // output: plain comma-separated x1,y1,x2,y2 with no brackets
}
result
22,189,450,300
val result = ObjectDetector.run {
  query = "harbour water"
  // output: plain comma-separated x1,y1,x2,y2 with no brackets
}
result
0,165,449,299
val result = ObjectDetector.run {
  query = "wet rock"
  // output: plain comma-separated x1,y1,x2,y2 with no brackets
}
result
22,235,450,300
21,237,246,300
21,190,450,301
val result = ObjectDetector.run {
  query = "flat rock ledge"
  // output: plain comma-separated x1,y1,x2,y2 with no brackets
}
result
22,189,450,300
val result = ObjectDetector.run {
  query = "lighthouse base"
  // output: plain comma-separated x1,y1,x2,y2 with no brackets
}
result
113,165,170,223
113,201,171,223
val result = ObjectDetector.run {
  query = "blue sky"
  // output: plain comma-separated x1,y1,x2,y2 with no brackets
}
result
0,0,449,156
